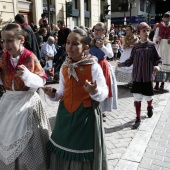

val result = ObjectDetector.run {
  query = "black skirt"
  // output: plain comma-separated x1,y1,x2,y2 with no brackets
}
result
130,81,154,96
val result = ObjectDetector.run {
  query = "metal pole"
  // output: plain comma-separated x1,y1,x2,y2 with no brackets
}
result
148,13,149,24
66,0,67,27
47,0,50,24
129,2,132,24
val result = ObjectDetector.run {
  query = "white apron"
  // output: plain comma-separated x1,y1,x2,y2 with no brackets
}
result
0,90,35,165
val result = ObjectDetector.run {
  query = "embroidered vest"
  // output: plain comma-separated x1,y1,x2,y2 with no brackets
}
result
1,51,30,91
61,65,92,113
1,48,46,91
157,23,170,39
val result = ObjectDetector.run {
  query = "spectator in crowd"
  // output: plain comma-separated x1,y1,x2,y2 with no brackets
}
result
114,35,122,59
40,20,52,42
109,33,114,42
87,27,93,39
41,36,57,80
110,23,115,34
39,13,48,27
41,36,57,59
52,24,60,35
112,40,119,60
114,27,119,35
30,21,38,32
15,14,41,60
53,32,60,51
57,20,71,46
118,28,126,36
35,28,47,50
149,23,159,41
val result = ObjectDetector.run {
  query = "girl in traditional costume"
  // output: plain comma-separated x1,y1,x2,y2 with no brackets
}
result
89,22,118,114
153,12,170,90
0,23,51,170
43,28,109,170
115,25,138,85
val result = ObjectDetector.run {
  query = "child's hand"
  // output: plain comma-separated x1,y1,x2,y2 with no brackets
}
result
154,66,160,73
46,67,54,77
95,40,104,48
84,80,98,95
17,65,27,76
42,87,56,98
117,61,122,67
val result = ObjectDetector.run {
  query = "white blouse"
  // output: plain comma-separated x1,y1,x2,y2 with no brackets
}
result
53,63,108,102
101,43,114,58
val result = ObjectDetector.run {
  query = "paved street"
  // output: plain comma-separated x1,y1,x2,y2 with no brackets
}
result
39,61,170,170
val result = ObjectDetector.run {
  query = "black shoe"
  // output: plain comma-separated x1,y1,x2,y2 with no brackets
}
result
147,106,153,118
159,85,164,90
132,118,140,129
154,86,159,91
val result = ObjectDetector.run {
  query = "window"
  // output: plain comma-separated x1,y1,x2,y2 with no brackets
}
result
85,18,89,27
111,0,128,12
73,0,78,9
72,17,78,29
84,0,89,11
43,0,52,3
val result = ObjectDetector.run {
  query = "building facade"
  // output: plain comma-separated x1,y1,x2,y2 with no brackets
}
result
111,0,156,28
0,0,111,30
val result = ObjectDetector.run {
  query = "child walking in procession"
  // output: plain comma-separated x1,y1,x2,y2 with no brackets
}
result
117,22,162,129
0,23,51,169
89,22,118,116
43,28,109,170
153,12,170,90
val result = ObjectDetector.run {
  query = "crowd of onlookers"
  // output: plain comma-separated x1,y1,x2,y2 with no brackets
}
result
0,13,165,81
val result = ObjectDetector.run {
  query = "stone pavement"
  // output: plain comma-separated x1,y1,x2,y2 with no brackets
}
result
39,61,170,170
114,83,170,170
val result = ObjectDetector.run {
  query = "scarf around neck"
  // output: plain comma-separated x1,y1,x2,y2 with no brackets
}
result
62,54,98,81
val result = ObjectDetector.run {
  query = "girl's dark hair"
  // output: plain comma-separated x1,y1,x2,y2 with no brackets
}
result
126,25,135,31
41,13,46,18
1,23,27,39
72,28,91,45
39,28,47,34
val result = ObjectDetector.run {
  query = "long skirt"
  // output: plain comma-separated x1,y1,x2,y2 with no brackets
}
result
0,92,51,170
49,102,108,170
100,62,118,112
154,39,170,82
115,48,132,83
